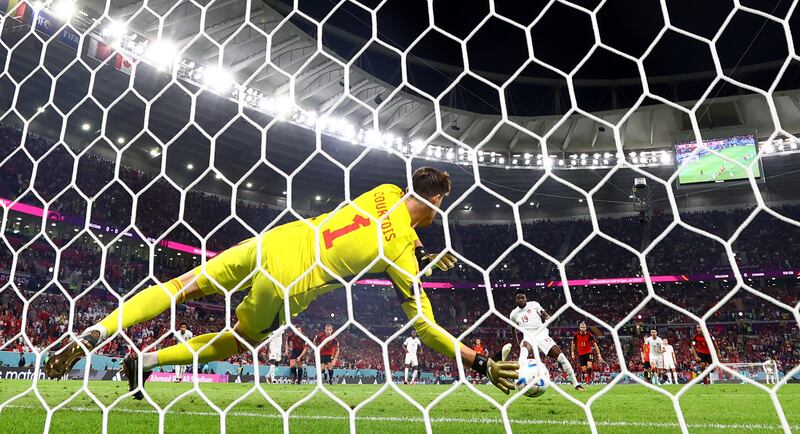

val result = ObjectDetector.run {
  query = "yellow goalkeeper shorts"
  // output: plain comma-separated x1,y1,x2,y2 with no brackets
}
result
190,237,338,342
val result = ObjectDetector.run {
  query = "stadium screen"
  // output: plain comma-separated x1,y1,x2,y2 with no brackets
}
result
673,134,761,185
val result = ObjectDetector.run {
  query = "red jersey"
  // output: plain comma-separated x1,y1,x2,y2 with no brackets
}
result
315,333,339,356
289,334,307,351
573,332,595,356
692,333,712,354
472,344,486,355
642,343,650,362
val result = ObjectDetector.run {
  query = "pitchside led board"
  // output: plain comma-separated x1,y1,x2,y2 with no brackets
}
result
673,130,763,187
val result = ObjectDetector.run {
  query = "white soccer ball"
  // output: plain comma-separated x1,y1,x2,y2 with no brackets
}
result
515,359,549,398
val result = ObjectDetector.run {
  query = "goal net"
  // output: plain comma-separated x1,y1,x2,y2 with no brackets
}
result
0,0,799,433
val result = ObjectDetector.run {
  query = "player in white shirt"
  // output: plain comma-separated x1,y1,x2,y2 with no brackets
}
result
763,356,779,384
661,338,679,384
266,326,284,384
174,323,194,383
645,329,664,385
403,330,422,384
507,291,584,391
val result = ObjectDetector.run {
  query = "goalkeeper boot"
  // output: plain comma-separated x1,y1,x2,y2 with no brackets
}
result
122,354,153,400
44,330,102,378
575,384,586,392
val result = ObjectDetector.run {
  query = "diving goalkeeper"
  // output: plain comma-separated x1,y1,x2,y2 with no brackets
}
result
44,167,519,397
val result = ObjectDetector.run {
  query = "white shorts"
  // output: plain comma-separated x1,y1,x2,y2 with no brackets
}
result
521,333,557,356
174,365,186,376
663,358,676,370
268,336,282,361
649,354,664,369
404,353,418,367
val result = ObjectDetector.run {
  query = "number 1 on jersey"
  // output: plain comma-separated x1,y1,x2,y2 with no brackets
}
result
323,214,371,249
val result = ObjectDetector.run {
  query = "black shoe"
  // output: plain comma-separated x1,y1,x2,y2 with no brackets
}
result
44,330,102,378
575,384,587,392
122,354,152,400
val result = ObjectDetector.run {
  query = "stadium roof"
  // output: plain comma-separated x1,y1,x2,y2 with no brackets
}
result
52,0,800,154
4,0,800,214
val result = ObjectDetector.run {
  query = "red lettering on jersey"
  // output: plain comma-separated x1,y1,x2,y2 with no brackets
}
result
323,214,371,249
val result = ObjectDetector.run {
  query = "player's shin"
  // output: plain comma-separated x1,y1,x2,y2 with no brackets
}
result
557,353,579,387
518,346,529,363
153,331,243,368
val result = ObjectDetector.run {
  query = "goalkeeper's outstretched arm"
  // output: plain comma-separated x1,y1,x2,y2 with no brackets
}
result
387,250,519,393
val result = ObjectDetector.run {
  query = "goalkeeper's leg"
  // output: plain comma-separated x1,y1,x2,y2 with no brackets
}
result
45,273,200,378
45,238,259,378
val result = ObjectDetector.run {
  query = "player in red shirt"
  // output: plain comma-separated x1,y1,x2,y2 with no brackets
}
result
313,324,340,385
641,338,651,382
570,322,603,385
691,324,716,385
286,325,308,384
471,338,487,384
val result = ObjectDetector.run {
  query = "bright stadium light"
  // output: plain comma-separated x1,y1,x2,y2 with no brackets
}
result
315,195,322,201
81,123,91,131
52,0,76,22
144,40,177,70
186,163,194,170
245,182,253,188
102,20,128,41
214,172,223,180
203,67,234,93
149,148,160,157
116,137,125,144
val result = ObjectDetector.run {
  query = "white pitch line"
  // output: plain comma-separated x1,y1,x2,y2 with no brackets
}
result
4,405,797,431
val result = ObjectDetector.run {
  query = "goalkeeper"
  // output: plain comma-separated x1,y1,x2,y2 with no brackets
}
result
45,167,519,397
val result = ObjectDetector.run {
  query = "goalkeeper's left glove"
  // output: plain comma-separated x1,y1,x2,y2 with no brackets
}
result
415,247,457,277
472,354,519,394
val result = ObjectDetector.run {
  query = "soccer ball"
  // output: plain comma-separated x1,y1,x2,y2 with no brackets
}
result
515,359,549,397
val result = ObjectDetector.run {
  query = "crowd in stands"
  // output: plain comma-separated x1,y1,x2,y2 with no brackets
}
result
1,124,798,380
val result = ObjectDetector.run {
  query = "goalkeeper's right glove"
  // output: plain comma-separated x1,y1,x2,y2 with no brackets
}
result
472,354,519,394
415,247,457,277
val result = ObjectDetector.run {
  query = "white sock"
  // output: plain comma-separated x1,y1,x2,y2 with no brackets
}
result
556,353,578,387
404,368,408,382
83,325,108,340
141,352,160,370
519,346,529,363
411,369,418,382
673,372,678,384
269,364,276,381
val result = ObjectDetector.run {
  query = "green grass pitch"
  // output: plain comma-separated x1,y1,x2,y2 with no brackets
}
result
678,146,760,185
1,380,798,433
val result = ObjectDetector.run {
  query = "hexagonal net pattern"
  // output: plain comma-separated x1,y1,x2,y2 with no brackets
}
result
0,0,798,434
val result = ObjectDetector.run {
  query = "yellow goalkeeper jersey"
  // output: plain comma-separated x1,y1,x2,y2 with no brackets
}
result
217,183,461,358
264,183,420,304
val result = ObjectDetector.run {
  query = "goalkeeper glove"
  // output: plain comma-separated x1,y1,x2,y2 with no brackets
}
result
472,354,519,394
414,247,457,277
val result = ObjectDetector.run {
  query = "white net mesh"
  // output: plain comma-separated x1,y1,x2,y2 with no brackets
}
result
0,0,799,433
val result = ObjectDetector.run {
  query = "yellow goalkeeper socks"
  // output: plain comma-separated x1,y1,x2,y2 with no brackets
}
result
154,331,244,367
96,278,185,336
